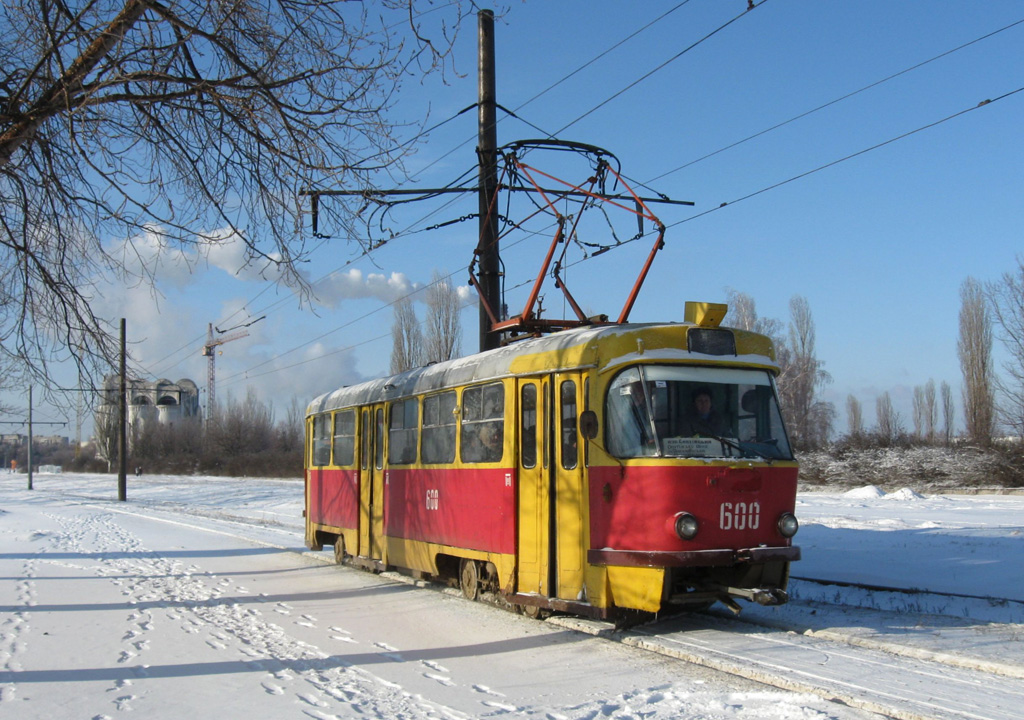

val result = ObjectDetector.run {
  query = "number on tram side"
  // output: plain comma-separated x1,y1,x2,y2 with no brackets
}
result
426,488,440,511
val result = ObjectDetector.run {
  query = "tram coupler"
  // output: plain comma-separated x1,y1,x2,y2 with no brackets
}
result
716,586,789,612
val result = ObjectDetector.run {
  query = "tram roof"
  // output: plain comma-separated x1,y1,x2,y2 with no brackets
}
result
306,322,777,417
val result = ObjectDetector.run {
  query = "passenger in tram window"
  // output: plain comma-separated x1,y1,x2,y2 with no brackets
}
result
682,386,727,437
480,422,503,462
462,421,500,463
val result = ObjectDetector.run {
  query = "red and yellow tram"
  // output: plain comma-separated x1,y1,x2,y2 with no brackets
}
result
304,302,800,619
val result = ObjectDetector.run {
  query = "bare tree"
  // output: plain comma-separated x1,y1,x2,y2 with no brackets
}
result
958,277,995,445
0,1,466,386
725,289,785,339
941,380,955,445
987,256,1024,436
726,289,757,332
776,296,833,449
923,379,937,443
93,404,118,472
390,295,423,374
875,391,902,446
912,386,925,440
846,394,864,439
424,270,462,364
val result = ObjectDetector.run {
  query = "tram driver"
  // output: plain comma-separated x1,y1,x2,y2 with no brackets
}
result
681,386,727,437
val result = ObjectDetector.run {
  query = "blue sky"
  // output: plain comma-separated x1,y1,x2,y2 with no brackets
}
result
21,0,1024,439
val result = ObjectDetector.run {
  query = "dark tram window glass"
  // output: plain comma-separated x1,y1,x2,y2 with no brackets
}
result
375,408,384,470
560,380,578,470
361,409,369,470
521,384,537,469
388,398,419,465
332,410,356,466
312,414,331,466
422,391,457,464
688,328,737,356
461,383,504,463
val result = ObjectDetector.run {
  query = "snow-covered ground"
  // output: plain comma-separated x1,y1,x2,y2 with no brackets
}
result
2,472,1021,719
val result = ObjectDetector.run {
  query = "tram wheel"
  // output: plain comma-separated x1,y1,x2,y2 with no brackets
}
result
459,559,479,601
519,603,546,619
333,536,346,565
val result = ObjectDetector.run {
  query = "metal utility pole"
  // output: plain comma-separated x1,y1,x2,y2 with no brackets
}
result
118,317,127,502
476,9,501,352
26,386,32,490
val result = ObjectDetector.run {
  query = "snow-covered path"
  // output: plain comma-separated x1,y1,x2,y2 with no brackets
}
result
1,477,884,720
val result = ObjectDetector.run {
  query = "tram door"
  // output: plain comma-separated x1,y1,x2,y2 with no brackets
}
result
553,373,586,602
516,378,548,596
358,404,388,562
516,374,586,602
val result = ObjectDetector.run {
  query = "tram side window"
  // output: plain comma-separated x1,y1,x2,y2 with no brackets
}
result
560,380,578,470
332,410,356,466
361,409,370,470
388,398,419,465
375,408,384,470
461,383,504,463
312,414,332,466
422,391,457,464
521,384,537,469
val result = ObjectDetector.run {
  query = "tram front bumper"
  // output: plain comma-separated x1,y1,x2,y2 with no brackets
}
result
587,545,800,568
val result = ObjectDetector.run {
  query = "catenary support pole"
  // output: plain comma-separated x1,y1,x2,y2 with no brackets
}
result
476,9,500,352
26,386,32,490
118,318,127,501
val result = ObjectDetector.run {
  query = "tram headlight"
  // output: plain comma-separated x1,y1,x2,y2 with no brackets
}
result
777,512,799,538
674,512,699,541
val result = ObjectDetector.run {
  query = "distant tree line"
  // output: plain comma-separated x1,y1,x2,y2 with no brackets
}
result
91,389,304,477
841,258,1024,450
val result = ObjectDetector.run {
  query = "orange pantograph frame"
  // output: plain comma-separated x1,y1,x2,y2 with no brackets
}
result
469,153,666,338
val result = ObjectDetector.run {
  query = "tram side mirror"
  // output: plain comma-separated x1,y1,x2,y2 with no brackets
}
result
578,410,599,440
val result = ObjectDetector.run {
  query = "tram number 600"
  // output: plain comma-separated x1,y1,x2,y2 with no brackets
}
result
719,501,760,530
426,488,440,511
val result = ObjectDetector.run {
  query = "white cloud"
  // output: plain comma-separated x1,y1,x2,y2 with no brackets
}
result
311,268,419,308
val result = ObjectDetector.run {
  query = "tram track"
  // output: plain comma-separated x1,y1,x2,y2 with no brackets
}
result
792,574,1024,611
551,607,1023,720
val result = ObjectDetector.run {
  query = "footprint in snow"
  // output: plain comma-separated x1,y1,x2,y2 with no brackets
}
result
473,685,506,697
261,681,285,696
424,672,454,687
423,660,449,674
296,693,330,708
482,700,519,712
373,642,403,662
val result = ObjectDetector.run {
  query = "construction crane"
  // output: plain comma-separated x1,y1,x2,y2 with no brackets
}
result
202,316,264,422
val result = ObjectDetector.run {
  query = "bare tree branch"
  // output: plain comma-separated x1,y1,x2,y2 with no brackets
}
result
0,0,468,394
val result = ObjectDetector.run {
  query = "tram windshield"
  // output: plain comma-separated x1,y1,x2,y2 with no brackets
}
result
605,365,793,461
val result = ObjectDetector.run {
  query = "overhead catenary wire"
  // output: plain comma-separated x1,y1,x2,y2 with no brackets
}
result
560,84,1024,268
643,14,1024,185
549,0,770,138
